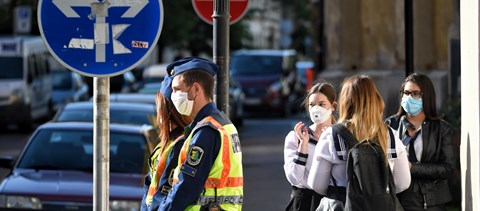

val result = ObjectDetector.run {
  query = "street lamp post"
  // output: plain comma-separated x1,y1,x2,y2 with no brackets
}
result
405,0,414,77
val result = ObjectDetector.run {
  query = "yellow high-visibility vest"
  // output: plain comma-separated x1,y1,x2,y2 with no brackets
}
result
145,135,184,206
173,113,243,211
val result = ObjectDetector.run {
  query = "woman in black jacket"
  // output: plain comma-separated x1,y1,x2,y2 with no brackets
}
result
385,73,456,211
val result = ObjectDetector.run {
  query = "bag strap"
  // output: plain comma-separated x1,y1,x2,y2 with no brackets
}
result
331,123,358,149
387,126,398,158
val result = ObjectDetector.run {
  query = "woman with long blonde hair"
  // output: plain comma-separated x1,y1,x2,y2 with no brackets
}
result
307,75,410,210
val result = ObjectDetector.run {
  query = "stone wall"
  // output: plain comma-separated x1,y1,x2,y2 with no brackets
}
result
323,0,455,71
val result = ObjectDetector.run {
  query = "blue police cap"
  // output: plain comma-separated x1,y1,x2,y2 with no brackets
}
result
167,57,219,77
159,75,173,99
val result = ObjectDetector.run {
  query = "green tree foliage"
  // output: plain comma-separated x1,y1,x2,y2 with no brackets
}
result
159,1,252,59
290,1,312,56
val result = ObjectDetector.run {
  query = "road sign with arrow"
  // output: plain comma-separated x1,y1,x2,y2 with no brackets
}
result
38,0,163,77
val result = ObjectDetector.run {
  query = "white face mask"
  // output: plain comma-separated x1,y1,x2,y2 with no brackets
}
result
309,105,332,124
171,91,194,116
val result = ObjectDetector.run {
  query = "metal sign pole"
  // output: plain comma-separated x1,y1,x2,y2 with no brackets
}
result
213,0,230,115
93,77,110,211
39,0,162,208
405,0,414,77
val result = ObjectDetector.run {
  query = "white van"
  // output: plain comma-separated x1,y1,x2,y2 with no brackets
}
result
0,36,53,129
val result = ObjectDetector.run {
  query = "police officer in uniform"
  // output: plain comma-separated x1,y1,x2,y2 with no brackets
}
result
141,75,192,210
161,57,243,211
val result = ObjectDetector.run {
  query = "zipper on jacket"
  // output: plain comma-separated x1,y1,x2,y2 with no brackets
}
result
423,194,427,209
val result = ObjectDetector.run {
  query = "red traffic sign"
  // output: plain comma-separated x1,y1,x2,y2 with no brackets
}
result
192,0,249,25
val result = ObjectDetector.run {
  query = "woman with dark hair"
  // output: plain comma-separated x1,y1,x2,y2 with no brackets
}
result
385,73,456,211
283,82,337,211
141,76,192,211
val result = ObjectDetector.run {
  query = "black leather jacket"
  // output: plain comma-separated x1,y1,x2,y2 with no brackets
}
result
386,115,456,210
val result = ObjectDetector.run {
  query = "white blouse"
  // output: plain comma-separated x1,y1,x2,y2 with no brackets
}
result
283,130,318,189
307,127,411,195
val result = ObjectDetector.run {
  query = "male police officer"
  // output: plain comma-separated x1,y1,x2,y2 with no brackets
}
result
161,57,243,211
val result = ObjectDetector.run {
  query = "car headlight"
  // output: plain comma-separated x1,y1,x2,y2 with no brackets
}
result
0,195,42,209
268,82,282,93
110,200,140,211
9,89,25,104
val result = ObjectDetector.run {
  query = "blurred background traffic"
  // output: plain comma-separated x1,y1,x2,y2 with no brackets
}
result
0,0,460,210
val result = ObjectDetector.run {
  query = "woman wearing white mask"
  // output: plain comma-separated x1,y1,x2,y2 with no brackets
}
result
284,82,337,211
385,73,457,211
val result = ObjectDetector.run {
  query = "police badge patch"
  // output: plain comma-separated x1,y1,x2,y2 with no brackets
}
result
231,133,241,153
187,146,204,166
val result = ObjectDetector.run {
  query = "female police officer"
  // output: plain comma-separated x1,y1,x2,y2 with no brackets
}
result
141,74,192,210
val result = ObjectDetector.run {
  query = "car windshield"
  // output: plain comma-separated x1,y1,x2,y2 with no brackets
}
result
51,71,72,90
56,108,155,125
17,129,149,174
230,55,283,75
0,57,23,79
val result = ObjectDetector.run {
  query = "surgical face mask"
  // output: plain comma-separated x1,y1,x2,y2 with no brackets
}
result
171,91,194,116
309,105,332,124
401,95,423,116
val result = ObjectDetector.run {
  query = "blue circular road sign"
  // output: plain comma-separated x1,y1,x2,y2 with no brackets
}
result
38,0,163,77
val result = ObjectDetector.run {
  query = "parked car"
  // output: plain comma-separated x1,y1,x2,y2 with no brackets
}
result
0,36,53,129
230,49,301,116
52,101,156,126
142,63,169,84
51,70,89,111
0,122,158,210
137,83,161,94
82,71,138,96
108,93,156,105
137,63,169,94
228,77,245,126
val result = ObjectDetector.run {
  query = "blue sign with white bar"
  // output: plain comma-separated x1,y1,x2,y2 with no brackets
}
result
38,0,163,77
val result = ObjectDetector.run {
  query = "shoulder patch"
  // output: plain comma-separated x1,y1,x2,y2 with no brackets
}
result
187,146,204,166
231,133,241,153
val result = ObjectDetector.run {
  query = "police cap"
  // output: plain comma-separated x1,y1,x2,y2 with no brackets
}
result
167,57,218,77
159,75,173,99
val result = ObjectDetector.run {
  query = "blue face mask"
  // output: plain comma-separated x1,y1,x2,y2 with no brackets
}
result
401,95,423,116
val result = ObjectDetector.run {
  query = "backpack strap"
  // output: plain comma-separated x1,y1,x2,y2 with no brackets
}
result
387,127,398,158
332,124,350,161
331,123,358,149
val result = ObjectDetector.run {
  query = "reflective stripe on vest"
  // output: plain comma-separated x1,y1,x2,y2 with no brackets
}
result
145,135,184,206
195,195,243,206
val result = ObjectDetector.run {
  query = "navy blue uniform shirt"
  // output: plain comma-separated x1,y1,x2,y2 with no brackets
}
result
161,103,222,211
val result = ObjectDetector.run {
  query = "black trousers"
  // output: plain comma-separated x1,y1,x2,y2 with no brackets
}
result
285,186,323,211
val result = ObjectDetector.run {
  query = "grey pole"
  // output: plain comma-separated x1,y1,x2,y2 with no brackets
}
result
93,77,110,211
213,0,230,115
92,2,110,211
405,0,414,77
